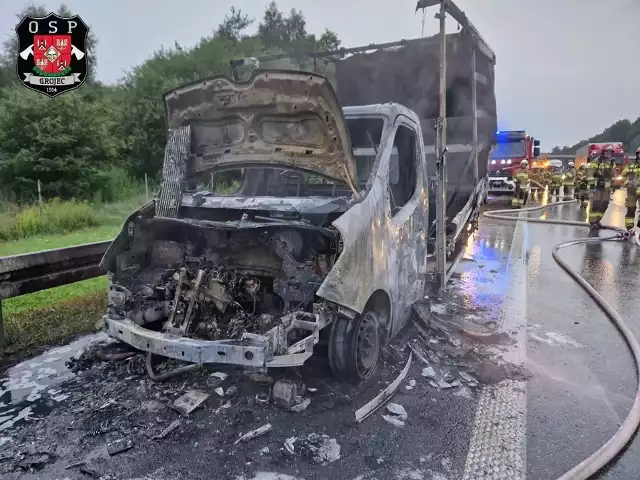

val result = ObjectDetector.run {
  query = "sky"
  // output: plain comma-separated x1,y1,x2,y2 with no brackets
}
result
1,0,639,149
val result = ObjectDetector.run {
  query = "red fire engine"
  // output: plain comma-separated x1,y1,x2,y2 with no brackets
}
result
488,130,540,194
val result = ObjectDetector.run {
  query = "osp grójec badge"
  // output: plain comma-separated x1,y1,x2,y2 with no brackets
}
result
15,13,89,98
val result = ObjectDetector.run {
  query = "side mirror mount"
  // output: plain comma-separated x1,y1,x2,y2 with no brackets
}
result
533,147,541,157
533,139,541,147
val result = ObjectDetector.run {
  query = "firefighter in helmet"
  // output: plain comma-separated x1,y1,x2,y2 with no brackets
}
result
563,161,576,199
576,163,590,207
511,159,529,208
621,146,640,244
586,144,615,227
549,165,564,199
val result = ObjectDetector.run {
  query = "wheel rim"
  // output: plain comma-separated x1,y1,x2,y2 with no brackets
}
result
355,314,380,376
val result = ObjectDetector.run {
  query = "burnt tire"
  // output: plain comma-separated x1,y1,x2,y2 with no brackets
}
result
328,311,381,382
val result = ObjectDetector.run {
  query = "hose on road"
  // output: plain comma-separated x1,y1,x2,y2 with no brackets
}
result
483,199,640,480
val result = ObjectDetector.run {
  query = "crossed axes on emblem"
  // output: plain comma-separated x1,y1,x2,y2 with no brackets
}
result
19,43,85,60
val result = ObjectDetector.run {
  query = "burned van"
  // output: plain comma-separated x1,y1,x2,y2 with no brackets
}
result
101,70,430,380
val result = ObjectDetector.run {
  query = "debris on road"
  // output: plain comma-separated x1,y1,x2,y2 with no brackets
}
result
244,372,274,384
153,419,181,440
207,372,228,387
255,393,270,406
382,414,405,427
386,403,407,420
284,434,341,465
404,379,416,391
355,352,412,423
290,397,311,413
172,390,209,415
272,379,300,409
421,366,437,379
382,403,408,427
107,437,134,456
234,423,272,446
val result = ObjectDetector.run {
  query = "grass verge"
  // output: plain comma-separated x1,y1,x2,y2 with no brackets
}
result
2,290,107,358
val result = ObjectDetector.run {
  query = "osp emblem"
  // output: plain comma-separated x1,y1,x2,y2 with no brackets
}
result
15,13,89,98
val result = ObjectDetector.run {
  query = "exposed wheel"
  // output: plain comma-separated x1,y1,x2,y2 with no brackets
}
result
328,311,382,382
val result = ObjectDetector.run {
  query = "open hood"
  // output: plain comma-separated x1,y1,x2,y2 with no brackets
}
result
163,70,359,192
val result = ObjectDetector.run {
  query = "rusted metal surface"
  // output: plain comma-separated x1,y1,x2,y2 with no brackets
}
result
0,241,111,300
163,70,359,193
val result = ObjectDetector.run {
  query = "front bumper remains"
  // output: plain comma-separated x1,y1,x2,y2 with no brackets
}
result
103,305,333,368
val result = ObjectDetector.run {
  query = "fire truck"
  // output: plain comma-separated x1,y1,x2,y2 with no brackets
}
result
487,130,540,195
574,142,629,188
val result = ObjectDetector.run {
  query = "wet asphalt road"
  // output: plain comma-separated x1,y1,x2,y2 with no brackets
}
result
1,188,640,479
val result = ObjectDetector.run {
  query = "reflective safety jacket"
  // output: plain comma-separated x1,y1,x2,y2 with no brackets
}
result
576,167,588,186
622,162,640,193
622,162,640,183
550,170,564,186
563,168,576,186
587,158,614,188
514,167,529,186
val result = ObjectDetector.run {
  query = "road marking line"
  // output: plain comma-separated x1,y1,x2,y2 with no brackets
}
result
462,213,529,480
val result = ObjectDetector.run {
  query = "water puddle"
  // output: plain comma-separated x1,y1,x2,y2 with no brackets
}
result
0,332,109,432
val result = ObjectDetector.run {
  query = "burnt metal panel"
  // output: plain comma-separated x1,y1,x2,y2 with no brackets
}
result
156,125,190,218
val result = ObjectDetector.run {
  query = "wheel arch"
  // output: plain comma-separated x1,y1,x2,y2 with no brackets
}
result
362,289,392,332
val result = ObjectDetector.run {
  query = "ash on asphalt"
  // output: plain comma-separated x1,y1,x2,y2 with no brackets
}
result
0,307,517,480
0,209,532,479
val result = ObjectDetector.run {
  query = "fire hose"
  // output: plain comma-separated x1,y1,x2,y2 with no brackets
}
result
483,199,640,480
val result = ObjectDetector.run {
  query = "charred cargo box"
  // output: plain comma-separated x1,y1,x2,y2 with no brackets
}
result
232,32,497,251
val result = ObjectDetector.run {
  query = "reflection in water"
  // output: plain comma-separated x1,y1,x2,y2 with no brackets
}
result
0,333,108,432
455,224,514,323
528,245,542,278
579,235,618,312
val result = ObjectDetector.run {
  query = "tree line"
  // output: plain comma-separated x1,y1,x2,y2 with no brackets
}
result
0,2,341,204
552,118,640,154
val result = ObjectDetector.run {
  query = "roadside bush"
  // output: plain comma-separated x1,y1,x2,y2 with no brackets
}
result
94,166,144,204
0,198,100,241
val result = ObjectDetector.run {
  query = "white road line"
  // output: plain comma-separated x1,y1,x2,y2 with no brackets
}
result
462,213,529,480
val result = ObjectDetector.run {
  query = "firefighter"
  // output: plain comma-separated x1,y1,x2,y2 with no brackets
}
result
587,144,615,228
549,165,564,198
563,161,576,199
621,147,640,240
576,164,590,207
511,159,529,208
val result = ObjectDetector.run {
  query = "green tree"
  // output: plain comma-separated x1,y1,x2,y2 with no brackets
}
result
0,89,119,201
215,7,253,42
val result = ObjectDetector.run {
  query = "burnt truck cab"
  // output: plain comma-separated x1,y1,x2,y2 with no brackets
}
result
100,70,429,380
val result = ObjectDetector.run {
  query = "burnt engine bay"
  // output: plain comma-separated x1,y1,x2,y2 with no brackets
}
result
107,216,342,343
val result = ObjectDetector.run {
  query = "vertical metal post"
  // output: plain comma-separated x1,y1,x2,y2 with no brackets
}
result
435,0,448,291
471,48,479,182
37,179,43,228
0,300,5,349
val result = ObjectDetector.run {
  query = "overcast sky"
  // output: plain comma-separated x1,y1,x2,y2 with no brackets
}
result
1,0,639,148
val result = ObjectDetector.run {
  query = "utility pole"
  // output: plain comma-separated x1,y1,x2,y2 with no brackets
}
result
435,0,448,291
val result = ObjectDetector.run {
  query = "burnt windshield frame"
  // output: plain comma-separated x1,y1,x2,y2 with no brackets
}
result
344,115,387,192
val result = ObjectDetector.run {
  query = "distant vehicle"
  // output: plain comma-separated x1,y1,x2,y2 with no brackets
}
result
574,142,629,188
488,130,540,195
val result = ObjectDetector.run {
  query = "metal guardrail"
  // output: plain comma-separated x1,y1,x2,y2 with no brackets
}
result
0,240,111,347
